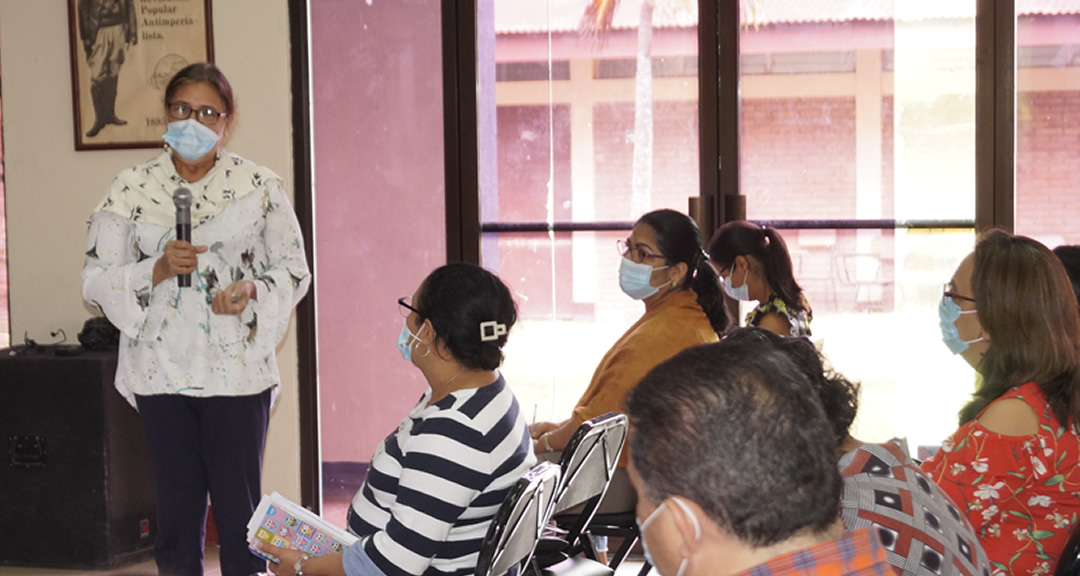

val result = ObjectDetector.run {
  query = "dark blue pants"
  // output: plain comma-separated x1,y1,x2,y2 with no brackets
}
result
136,390,272,576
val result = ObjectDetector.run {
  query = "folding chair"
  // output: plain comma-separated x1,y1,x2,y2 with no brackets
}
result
572,414,651,575
1055,521,1080,576
476,461,561,576
532,412,628,575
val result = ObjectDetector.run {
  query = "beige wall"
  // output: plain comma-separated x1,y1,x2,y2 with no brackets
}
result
0,0,303,501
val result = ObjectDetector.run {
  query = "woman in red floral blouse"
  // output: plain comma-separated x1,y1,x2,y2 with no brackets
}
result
923,231,1080,576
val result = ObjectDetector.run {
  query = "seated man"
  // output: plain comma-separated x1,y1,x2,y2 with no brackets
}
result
725,327,991,576
624,341,892,576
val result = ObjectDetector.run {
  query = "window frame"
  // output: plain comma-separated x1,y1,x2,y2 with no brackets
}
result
288,0,1018,511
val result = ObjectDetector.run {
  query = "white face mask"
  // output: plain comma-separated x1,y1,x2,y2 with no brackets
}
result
722,267,751,301
638,497,702,576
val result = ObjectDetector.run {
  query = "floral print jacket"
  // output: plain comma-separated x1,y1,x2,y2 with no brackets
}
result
922,382,1080,576
82,152,310,406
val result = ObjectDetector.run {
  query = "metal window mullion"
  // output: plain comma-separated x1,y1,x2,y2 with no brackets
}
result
975,0,1016,232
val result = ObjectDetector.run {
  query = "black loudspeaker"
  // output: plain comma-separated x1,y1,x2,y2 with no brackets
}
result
0,348,156,569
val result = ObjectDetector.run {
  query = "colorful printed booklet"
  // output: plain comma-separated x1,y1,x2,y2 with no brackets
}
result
246,492,358,564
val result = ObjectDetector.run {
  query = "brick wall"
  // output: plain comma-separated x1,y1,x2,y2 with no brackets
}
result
592,100,700,221
742,97,858,220
1016,91,1080,246
491,105,575,319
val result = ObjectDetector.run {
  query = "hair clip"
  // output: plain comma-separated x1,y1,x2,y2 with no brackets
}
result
480,321,507,342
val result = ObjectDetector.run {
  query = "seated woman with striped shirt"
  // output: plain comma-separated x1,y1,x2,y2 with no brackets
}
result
262,263,536,576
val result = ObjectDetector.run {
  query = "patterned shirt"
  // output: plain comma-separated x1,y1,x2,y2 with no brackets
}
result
735,527,893,576
922,382,1080,576
746,292,813,337
82,152,310,405
840,442,991,576
346,375,536,576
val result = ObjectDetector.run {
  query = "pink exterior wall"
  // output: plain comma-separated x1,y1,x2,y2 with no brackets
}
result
1016,91,1080,245
312,1,445,465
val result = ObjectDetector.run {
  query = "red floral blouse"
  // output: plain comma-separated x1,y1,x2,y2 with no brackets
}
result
922,382,1080,576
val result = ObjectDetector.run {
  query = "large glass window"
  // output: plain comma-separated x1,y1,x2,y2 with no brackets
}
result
1015,2,1080,248
485,1,700,422
740,3,977,452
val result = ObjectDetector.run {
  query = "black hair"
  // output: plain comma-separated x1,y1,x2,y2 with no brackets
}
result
709,220,806,313
414,263,517,371
1054,245,1080,306
626,341,842,547
723,327,860,448
638,209,730,336
164,63,236,116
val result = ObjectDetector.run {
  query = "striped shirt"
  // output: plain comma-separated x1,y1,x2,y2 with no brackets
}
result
346,375,536,576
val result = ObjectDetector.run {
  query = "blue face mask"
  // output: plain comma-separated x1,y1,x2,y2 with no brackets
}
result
723,267,751,301
163,119,220,161
619,257,670,300
939,294,983,354
397,323,425,363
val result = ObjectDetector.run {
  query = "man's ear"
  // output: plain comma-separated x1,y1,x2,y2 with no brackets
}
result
666,497,705,557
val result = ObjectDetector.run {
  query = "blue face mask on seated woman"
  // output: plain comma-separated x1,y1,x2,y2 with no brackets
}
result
397,323,426,363
619,257,670,300
939,294,983,354
163,119,220,161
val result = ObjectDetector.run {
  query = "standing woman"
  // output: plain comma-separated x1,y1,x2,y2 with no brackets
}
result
709,220,812,337
530,209,729,513
82,63,311,576
923,231,1080,575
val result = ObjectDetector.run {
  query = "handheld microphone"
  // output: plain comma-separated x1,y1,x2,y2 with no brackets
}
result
173,187,193,288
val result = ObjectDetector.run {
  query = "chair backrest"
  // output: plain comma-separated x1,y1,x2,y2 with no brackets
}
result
476,460,561,576
552,413,628,536
1055,520,1080,576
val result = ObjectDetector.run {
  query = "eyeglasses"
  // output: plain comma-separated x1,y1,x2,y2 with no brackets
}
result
943,283,976,303
167,102,227,126
617,239,667,264
398,297,422,318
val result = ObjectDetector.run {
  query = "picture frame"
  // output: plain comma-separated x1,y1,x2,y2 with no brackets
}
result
68,0,214,150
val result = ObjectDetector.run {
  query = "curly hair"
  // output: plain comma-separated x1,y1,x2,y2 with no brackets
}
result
723,327,860,447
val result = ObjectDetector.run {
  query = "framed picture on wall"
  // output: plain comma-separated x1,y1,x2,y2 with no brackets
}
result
67,0,214,150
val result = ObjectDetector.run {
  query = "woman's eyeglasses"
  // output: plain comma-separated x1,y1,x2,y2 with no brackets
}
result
617,239,667,264
943,283,976,303
167,102,227,127
398,297,422,318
